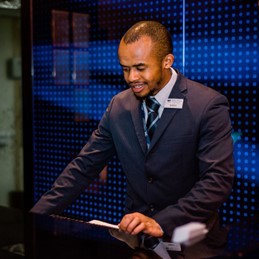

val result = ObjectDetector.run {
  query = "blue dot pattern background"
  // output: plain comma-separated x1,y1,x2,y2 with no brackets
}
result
31,0,258,235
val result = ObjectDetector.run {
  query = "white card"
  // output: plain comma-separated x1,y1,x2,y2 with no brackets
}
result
171,222,208,246
165,98,184,109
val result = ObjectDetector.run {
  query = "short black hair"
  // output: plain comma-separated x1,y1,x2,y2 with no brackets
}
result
122,21,173,61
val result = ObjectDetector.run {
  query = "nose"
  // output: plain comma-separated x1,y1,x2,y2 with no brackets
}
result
127,68,139,82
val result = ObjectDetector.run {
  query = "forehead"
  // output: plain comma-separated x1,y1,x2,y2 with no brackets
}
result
118,36,158,65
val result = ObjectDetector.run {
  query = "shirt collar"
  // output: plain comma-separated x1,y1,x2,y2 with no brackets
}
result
154,67,177,108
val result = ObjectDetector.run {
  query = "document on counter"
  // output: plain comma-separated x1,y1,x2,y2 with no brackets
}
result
88,219,119,230
88,219,139,249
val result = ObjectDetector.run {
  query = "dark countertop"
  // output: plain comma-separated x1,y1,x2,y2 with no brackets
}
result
1,206,259,259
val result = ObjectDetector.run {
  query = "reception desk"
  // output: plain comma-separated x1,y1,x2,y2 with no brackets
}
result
0,206,259,258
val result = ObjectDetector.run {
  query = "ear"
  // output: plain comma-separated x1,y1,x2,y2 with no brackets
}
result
163,54,174,69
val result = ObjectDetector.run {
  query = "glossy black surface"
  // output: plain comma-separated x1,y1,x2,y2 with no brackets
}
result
1,206,259,259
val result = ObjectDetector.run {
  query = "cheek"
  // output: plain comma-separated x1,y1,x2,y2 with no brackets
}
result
141,70,154,82
145,70,161,84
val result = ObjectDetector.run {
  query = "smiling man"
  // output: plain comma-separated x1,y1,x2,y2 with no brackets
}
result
31,21,235,252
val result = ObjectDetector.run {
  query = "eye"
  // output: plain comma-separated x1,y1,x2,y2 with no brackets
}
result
137,66,145,71
122,67,129,73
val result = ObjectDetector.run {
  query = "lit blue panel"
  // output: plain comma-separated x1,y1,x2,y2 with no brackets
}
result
185,0,258,225
32,0,258,225
32,0,185,222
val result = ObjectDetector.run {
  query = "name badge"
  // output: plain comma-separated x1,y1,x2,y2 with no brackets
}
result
165,98,184,109
163,242,182,251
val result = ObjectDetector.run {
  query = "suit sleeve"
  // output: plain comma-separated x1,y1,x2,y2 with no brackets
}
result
30,98,116,215
152,94,235,236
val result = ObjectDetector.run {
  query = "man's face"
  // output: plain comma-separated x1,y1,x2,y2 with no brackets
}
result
118,36,171,99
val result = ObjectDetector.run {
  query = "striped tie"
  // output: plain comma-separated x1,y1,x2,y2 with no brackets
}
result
146,97,160,140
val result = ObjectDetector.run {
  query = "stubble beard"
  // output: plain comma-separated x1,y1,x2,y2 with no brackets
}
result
132,77,163,101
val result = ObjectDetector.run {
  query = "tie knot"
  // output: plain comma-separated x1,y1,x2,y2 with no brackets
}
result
146,97,160,113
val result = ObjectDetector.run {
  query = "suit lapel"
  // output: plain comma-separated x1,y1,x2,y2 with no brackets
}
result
130,95,147,154
148,72,187,152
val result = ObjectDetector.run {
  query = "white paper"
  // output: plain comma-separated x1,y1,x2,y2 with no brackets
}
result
172,222,208,246
88,219,119,230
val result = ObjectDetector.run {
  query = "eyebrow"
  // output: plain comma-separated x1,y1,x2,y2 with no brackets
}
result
119,63,147,68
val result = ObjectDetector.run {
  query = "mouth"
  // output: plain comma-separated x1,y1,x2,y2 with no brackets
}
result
130,83,146,93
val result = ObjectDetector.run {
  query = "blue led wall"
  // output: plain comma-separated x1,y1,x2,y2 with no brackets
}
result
30,0,258,225
184,1,258,224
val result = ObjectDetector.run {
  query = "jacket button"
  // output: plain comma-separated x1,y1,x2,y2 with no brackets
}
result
148,177,153,183
149,204,155,211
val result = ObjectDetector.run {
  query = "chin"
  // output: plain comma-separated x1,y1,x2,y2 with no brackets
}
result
133,91,150,100
133,88,154,100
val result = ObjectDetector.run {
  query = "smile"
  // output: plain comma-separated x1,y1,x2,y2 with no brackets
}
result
133,84,144,89
130,83,146,93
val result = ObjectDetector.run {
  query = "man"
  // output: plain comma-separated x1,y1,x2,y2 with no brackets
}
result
31,21,234,242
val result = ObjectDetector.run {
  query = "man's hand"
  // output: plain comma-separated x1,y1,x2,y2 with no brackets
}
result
118,212,163,237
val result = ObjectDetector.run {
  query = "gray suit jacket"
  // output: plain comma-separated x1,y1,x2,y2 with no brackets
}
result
31,70,235,237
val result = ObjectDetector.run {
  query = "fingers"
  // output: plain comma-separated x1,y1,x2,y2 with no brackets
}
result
118,213,163,237
119,213,143,234
131,222,145,235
